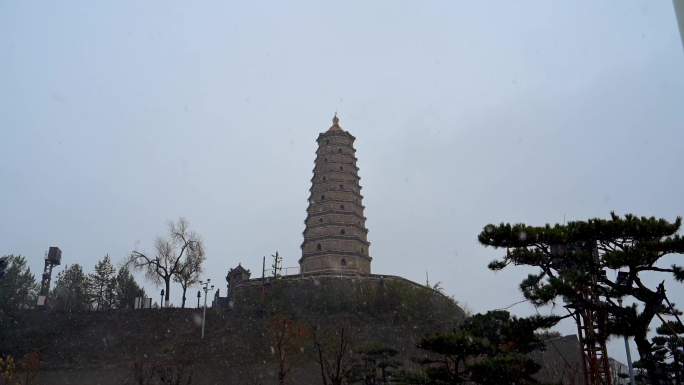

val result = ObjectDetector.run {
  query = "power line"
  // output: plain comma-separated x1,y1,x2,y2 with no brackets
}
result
533,304,577,373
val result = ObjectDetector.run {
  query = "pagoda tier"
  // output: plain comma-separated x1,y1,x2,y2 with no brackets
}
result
299,115,371,274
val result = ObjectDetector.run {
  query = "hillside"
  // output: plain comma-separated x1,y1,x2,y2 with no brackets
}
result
3,275,466,385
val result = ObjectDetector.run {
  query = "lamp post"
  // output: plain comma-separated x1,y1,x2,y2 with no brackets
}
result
200,279,214,339
197,290,201,309
615,271,636,385
618,297,637,385
160,289,165,308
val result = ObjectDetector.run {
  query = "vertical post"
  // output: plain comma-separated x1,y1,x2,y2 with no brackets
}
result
160,290,164,308
574,311,590,385
200,279,214,339
618,298,636,385
262,256,266,280
623,335,636,385
197,291,201,309
40,260,54,296
38,247,61,306
201,287,208,339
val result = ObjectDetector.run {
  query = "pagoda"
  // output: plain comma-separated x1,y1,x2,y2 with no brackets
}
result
300,114,372,274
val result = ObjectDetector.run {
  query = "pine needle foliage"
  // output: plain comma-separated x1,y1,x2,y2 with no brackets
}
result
478,212,684,384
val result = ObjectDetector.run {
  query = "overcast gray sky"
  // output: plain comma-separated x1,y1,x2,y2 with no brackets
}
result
2,1,683,363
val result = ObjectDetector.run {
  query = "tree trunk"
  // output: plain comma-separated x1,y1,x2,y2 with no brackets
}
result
635,333,661,385
674,351,682,385
316,341,328,385
181,285,187,308
96,286,103,311
278,347,287,385
164,278,170,308
633,287,667,385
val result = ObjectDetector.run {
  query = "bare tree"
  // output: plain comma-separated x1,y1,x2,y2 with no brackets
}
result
268,315,310,385
313,324,357,385
128,218,204,307
173,248,204,309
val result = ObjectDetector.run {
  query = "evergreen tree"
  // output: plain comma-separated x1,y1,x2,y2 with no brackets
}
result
114,266,144,309
646,321,684,384
408,310,558,385
478,212,684,384
88,255,116,310
0,255,38,317
350,344,401,385
52,264,90,312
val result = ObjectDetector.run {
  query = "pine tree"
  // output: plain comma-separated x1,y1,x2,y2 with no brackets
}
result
478,212,684,384
88,255,116,311
409,311,558,385
647,321,684,384
114,266,144,309
351,344,401,385
0,255,38,317
52,264,90,312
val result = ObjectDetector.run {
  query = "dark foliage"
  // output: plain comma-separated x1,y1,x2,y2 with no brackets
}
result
408,310,558,385
51,264,90,312
349,343,401,385
115,266,145,309
0,255,38,318
634,321,684,384
88,255,116,311
478,212,684,384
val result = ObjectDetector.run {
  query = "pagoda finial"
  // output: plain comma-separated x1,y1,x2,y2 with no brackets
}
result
328,112,342,131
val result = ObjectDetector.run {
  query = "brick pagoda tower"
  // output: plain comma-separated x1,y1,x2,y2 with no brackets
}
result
300,114,371,274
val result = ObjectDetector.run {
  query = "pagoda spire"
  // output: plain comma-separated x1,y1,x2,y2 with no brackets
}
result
328,112,343,131
300,117,371,275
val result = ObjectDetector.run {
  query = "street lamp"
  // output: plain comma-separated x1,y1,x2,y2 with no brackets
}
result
616,271,636,385
199,279,214,339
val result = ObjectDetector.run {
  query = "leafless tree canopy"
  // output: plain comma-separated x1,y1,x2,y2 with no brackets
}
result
174,243,205,308
313,324,357,385
128,218,205,306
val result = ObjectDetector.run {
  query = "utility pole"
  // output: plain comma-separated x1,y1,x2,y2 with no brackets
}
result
200,279,214,339
271,251,282,278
